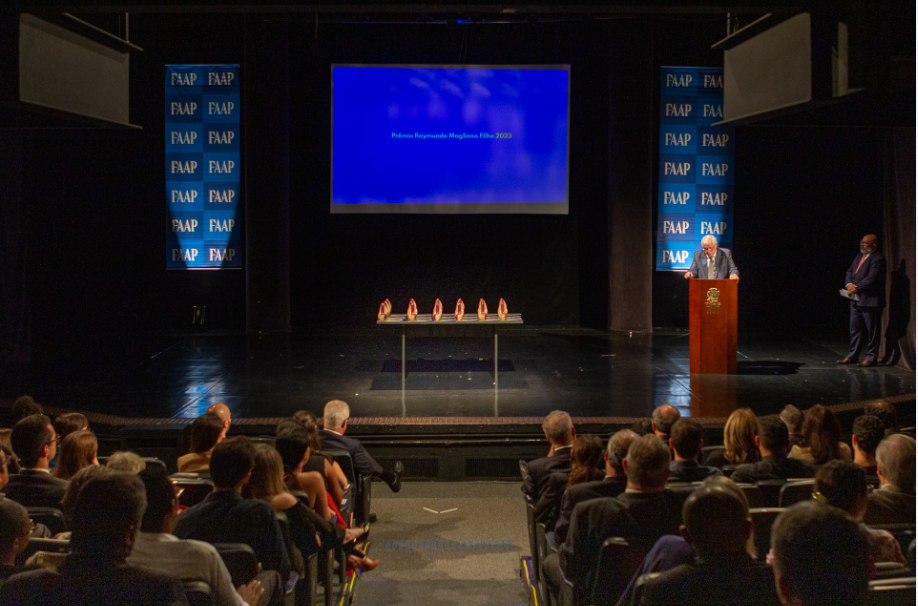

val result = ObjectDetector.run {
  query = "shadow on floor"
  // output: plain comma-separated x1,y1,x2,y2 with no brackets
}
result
737,361,803,375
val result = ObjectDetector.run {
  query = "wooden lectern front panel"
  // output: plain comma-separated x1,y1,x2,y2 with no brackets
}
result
689,279,738,375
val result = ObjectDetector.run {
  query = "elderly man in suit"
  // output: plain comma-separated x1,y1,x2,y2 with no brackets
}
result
838,234,887,367
683,235,740,281
521,410,576,501
864,433,915,525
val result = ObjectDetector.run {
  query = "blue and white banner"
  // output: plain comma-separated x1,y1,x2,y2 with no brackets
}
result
165,64,241,269
655,67,734,271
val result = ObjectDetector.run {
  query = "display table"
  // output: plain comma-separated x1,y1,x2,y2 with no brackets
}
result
377,313,523,388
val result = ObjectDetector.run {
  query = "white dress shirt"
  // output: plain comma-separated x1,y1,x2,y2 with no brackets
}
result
127,532,246,606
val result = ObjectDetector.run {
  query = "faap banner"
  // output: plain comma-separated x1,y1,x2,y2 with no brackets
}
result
655,66,735,271
165,64,241,269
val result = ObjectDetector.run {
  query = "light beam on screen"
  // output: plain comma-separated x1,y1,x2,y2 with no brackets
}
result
330,64,570,215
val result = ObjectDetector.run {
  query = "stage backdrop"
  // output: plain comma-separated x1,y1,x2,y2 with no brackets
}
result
165,64,241,269
655,66,734,271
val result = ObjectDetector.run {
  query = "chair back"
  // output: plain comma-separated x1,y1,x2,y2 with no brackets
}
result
591,537,647,606
17,538,69,566
868,523,917,557
171,476,215,508
868,577,916,606
183,580,215,606
754,479,788,507
26,507,68,535
214,543,260,587
750,507,785,561
735,483,764,509
632,572,664,606
779,479,815,508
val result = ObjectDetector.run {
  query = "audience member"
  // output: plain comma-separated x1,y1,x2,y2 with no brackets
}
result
51,431,98,481
320,400,402,494
0,500,42,580
630,419,654,437
206,403,233,431
814,460,905,564
771,501,870,606
651,404,681,444
177,412,226,473
274,424,332,521
535,434,604,527
553,429,637,546
128,468,267,606
59,466,110,533
730,415,814,484
5,415,68,509
779,405,805,447
174,436,292,593
639,483,779,606
0,472,187,605
52,413,88,443
545,434,680,601
278,417,346,506
863,400,900,436
864,433,915,524
11,396,42,424
106,451,147,474
704,408,761,468
0,451,9,494
521,410,575,500
788,405,852,464
0,429,21,474
851,414,885,476
296,411,350,496
668,418,722,482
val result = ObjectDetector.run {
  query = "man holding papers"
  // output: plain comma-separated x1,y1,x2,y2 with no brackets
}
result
838,234,886,367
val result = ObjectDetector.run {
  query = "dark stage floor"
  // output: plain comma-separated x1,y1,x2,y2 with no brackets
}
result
9,327,915,422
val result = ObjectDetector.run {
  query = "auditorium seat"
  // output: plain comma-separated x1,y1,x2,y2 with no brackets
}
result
868,576,916,606
873,562,912,580
171,476,215,508
778,479,815,508
754,479,789,507
214,543,259,587
721,465,738,478
26,507,68,535
16,537,69,566
183,580,215,606
735,483,764,509
868,524,917,557
323,450,370,526
632,572,664,606
750,508,785,561
590,537,646,606
666,483,696,511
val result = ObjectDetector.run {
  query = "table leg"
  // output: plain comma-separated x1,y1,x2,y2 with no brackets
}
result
494,327,499,387
401,326,406,388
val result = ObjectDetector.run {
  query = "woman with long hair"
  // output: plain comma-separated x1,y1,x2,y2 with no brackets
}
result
789,405,852,465
177,412,225,472
291,412,349,500
705,408,761,468
246,444,378,572
567,435,605,487
51,431,98,481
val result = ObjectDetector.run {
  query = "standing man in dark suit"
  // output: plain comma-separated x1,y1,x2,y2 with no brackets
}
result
5,415,67,509
683,235,740,281
521,410,576,501
319,400,402,493
838,234,887,367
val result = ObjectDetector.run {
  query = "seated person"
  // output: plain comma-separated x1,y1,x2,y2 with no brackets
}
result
274,424,333,522
779,405,806,448
668,419,722,483
813,460,905,564
128,468,267,606
730,415,814,484
177,412,226,473
5,415,68,509
0,472,187,605
57,466,110,538
652,405,681,447
864,433,915,525
10,396,42,424
851,415,884,477
174,436,292,597
788,405,852,464
553,430,637,546
863,400,901,437
703,408,761,468
51,431,98,481
0,500,43,580
771,501,870,606
639,482,779,605
0,429,21,474
535,434,604,527
522,410,575,501
291,412,349,504
105,451,147,474
52,413,88,444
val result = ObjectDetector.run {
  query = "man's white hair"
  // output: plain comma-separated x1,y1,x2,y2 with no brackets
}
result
701,235,718,246
323,400,350,429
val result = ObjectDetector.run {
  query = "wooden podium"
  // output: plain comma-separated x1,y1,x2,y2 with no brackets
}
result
689,279,737,375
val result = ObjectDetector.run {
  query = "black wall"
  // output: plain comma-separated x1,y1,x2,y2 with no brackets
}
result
3,13,896,362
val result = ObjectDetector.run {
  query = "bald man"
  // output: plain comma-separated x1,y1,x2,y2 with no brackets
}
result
838,234,886,367
684,235,740,281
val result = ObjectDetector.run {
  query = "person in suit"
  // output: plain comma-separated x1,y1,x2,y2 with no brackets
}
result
838,234,887,367
771,501,870,606
683,235,740,281
730,416,814,484
535,434,604,527
319,400,402,493
521,410,576,500
864,433,915,525
668,419,722,483
552,429,637,546
651,405,681,446
4,415,68,509
639,483,780,606
0,472,188,606
174,436,291,604
544,434,681,602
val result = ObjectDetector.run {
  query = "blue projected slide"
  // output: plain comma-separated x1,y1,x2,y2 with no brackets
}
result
331,65,570,214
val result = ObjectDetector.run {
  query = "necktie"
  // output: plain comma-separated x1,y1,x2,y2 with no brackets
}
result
707,256,715,279
855,254,867,274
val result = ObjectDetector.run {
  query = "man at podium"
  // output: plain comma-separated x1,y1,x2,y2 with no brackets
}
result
683,235,740,281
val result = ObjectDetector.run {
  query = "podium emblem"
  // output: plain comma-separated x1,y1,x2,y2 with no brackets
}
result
705,288,721,314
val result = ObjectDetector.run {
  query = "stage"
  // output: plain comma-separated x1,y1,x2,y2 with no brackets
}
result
8,327,915,425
